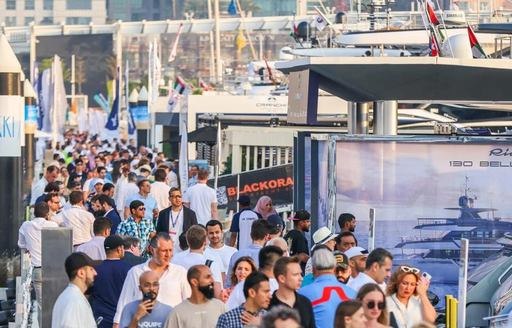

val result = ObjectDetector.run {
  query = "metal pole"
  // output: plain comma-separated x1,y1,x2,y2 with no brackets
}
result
355,102,369,134
382,100,398,135
214,0,222,84
347,101,357,134
373,101,384,135
208,0,216,83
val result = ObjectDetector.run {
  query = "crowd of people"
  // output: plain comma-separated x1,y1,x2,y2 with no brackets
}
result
18,135,439,328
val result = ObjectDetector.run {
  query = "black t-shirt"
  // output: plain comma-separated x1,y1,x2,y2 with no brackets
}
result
269,291,316,328
284,229,309,272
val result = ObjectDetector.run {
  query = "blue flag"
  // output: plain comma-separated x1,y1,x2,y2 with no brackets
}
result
228,0,237,15
105,76,119,131
128,106,136,135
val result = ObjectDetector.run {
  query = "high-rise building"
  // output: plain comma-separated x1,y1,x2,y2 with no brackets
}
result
106,0,176,22
0,0,107,26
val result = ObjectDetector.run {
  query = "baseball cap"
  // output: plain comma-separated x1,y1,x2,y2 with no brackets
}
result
312,227,337,246
344,246,369,260
104,235,126,251
290,209,311,221
333,251,349,269
237,195,251,206
267,214,284,233
65,252,96,276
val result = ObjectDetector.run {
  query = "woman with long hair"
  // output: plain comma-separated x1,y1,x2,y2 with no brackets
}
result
254,195,277,219
221,256,257,302
386,266,437,327
334,300,367,328
356,283,389,327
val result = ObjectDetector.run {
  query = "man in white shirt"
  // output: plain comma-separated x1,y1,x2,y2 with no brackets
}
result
76,218,112,260
172,225,223,298
54,190,95,247
18,202,59,327
205,219,237,282
347,247,393,293
115,172,138,215
226,245,282,310
229,196,260,250
114,232,191,325
51,252,98,328
150,168,171,211
30,165,59,206
183,169,218,225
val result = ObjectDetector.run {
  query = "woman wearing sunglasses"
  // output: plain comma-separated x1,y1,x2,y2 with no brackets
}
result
356,283,389,327
386,266,437,327
334,300,368,328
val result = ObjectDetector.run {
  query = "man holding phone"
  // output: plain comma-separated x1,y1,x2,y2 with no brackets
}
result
118,270,173,328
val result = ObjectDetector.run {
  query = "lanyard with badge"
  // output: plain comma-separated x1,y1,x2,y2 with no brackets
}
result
169,209,182,238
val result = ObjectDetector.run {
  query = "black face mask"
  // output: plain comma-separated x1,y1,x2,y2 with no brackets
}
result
198,284,215,299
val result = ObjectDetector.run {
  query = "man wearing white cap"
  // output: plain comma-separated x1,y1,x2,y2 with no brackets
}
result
344,246,368,283
347,248,392,293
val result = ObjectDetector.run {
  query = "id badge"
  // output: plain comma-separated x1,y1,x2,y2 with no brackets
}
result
169,227,177,239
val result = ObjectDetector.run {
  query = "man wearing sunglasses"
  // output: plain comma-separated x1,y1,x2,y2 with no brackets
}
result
347,248,393,293
117,200,156,253
156,187,197,252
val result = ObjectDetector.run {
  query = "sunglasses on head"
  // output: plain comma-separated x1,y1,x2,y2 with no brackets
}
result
400,266,420,274
366,301,385,310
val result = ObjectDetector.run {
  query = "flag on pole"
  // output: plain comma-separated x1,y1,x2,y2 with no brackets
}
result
313,15,328,31
150,40,161,104
174,76,187,95
51,55,67,137
467,25,487,58
104,68,120,139
168,23,184,63
429,34,440,56
179,89,189,192
228,0,237,15
235,30,247,51
425,1,440,26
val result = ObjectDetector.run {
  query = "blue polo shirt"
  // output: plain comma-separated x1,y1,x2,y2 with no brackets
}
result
298,274,356,328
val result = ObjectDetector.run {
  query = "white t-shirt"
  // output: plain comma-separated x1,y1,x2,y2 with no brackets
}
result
387,294,424,328
172,251,223,286
226,277,278,310
205,245,237,274
182,183,217,225
237,210,260,250
150,181,171,211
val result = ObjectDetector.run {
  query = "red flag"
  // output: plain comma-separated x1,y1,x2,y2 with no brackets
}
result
426,1,440,26
429,35,439,56
467,25,487,58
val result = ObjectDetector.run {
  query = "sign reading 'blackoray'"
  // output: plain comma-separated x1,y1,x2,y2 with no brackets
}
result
208,164,294,212
0,96,22,157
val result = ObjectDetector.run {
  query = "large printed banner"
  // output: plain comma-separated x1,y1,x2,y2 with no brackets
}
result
335,139,512,301
209,164,293,212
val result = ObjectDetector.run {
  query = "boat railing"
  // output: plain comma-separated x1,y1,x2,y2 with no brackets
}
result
416,218,454,225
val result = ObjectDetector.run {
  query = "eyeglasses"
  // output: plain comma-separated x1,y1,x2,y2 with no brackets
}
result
137,207,146,211
400,266,420,274
365,301,386,310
